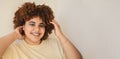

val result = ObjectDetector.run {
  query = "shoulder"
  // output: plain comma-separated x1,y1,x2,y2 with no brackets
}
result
11,39,24,46
2,40,19,59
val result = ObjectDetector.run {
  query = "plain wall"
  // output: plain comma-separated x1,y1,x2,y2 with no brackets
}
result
57,0,120,59
0,0,120,59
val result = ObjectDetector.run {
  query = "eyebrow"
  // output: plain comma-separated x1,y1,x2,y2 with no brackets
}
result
29,21,45,24
29,21,35,24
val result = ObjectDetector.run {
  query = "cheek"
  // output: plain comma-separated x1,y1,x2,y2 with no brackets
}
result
24,26,33,34
41,28,45,34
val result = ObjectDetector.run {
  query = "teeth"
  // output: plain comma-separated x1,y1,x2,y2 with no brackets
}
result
31,32,40,36
33,33,39,35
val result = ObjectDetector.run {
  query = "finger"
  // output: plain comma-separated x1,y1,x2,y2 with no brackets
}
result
15,26,24,39
50,20,58,26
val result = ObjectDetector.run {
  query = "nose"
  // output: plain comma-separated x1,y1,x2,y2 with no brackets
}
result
34,26,40,32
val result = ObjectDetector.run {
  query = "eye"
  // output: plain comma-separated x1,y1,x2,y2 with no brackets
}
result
29,21,36,26
29,23,35,26
39,23,46,27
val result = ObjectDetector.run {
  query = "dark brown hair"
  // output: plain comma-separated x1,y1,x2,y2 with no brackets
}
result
13,2,54,40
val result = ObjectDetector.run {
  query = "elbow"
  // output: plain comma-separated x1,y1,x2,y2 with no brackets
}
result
80,56,83,59
79,54,83,59
0,56,2,59
78,52,83,59
0,53,3,59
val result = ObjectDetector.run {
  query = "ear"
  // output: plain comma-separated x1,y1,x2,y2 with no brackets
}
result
23,25,25,30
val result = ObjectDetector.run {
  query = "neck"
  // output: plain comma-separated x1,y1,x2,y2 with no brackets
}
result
24,38,41,45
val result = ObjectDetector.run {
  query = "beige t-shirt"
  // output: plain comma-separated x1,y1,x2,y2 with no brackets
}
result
2,37,66,59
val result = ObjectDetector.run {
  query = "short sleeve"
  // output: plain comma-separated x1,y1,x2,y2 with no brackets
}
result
2,45,14,59
49,33,66,59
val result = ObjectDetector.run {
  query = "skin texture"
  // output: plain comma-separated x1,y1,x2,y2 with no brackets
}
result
0,2,83,59
51,20,83,59
23,16,45,45
0,19,83,59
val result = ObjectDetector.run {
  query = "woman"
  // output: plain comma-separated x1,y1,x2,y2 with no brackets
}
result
0,2,83,59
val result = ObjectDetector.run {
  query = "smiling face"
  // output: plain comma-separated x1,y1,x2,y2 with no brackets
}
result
23,16,45,45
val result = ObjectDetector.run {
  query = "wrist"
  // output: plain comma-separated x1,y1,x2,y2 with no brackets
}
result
56,31,63,37
12,31,20,39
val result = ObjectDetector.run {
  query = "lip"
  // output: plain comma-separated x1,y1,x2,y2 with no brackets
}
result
30,32,40,36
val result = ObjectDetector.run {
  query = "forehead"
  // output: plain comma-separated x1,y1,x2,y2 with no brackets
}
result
27,16,43,23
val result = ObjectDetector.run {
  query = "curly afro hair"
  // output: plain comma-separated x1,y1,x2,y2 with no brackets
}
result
13,2,54,40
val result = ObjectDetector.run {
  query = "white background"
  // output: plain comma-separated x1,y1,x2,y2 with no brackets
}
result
0,0,120,59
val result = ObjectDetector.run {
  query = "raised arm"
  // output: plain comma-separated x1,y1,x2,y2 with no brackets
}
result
0,26,23,58
50,20,83,59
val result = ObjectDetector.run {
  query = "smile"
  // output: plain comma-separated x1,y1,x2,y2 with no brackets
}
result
30,32,40,36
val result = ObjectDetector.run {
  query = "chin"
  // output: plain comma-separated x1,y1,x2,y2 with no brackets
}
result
31,39,41,43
